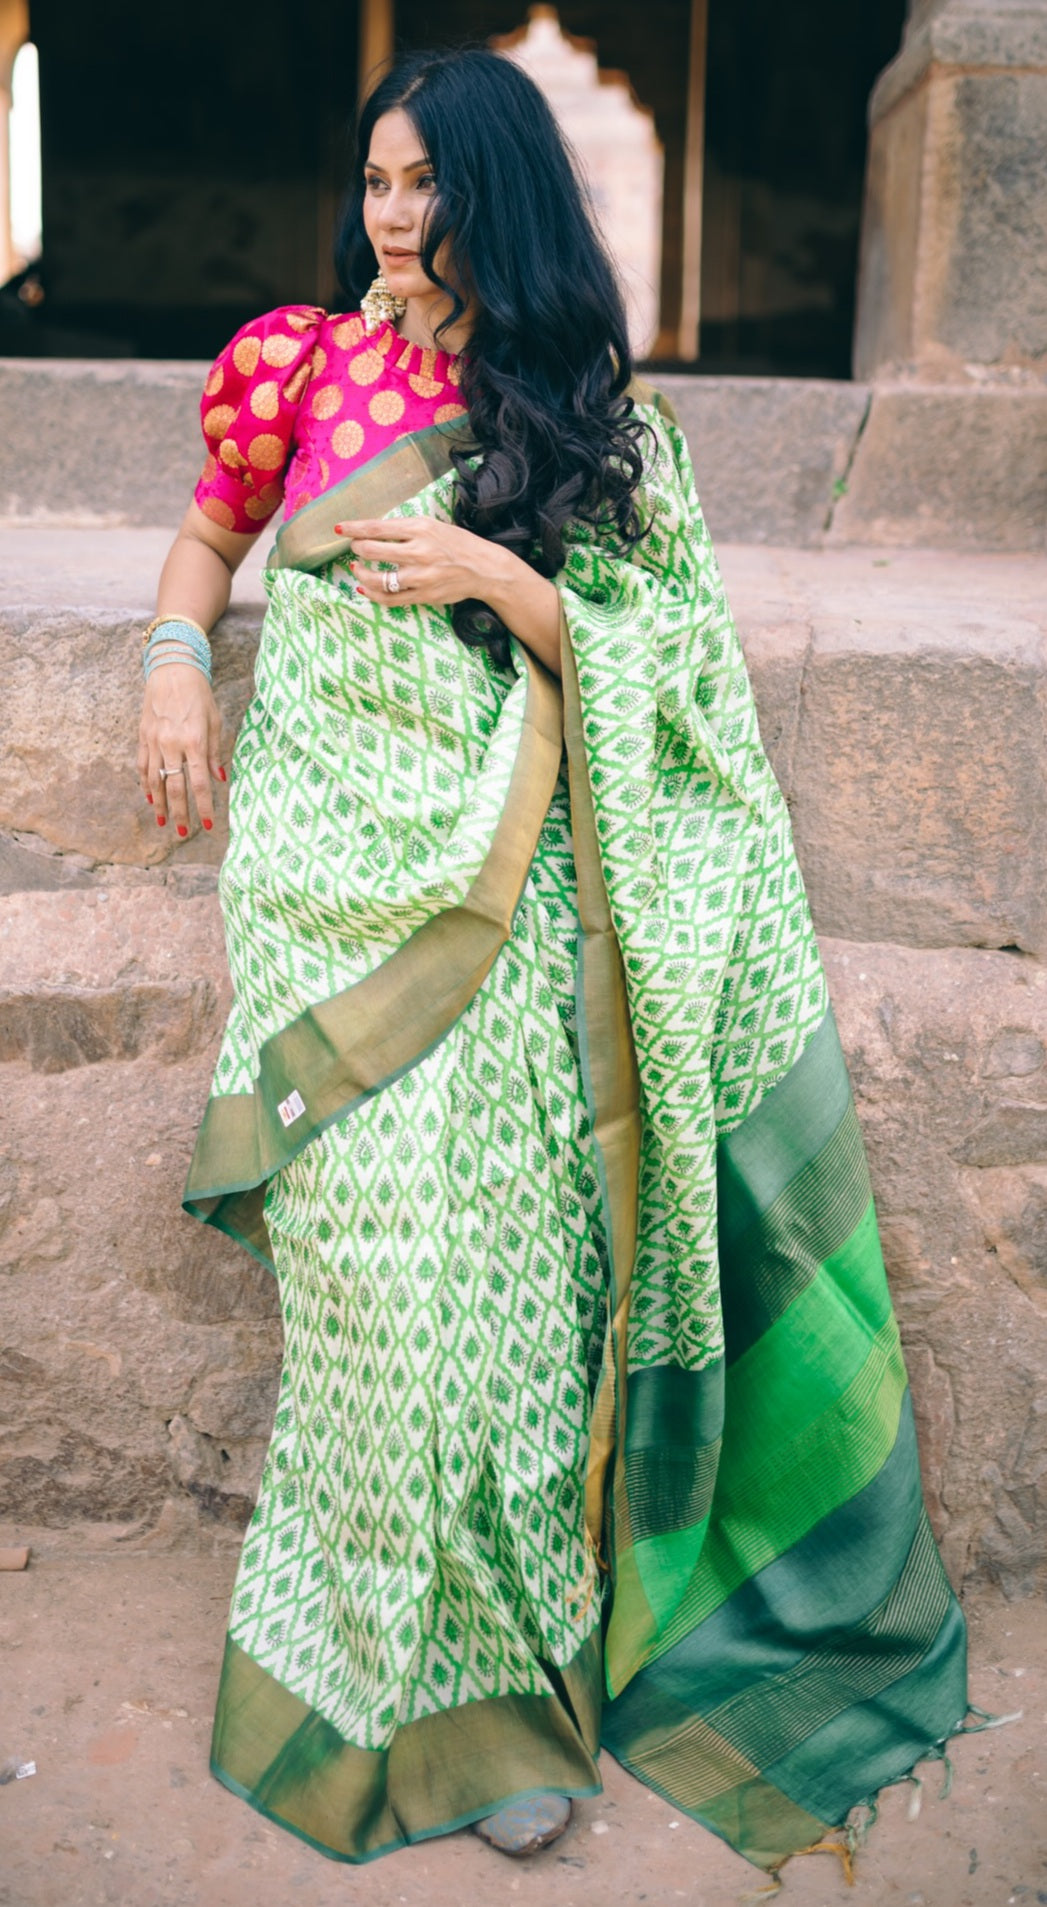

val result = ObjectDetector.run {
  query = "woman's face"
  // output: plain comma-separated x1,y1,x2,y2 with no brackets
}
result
363,109,441,310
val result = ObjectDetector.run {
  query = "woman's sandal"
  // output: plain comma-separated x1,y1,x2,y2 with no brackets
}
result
473,1794,572,1855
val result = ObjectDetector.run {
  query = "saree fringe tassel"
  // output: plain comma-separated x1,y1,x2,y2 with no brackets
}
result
184,399,969,1870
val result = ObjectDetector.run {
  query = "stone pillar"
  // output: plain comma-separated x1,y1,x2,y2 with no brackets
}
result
854,0,1047,377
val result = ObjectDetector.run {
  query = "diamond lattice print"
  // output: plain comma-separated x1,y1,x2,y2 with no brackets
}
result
204,403,828,1748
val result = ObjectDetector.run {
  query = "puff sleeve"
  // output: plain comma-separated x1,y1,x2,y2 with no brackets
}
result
193,305,325,532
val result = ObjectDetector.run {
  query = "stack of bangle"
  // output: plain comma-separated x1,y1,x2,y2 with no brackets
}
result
142,615,213,683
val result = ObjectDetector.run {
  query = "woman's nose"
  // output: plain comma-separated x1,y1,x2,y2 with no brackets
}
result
380,190,413,231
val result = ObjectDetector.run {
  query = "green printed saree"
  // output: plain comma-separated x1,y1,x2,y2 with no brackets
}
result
184,396,968,1869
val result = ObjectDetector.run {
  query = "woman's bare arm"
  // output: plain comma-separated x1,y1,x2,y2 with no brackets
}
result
155,499,259,636
476,551,562,677
138,502,262,835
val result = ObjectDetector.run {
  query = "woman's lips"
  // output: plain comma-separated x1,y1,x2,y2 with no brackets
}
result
383,248,418,261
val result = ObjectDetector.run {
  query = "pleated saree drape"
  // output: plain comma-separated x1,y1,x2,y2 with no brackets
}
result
184,392,968,1869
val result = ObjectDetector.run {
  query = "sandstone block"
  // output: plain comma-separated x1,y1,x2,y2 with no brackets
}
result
0,604,260,867
889,1,1047,88
857,0,1047,376
823,938,1047,1597
0,358,205,527
3,362,1042,555
0,834,96,895
0,887,227,990
657,374,869,547
0,523,270,611
829,386,1047,553
0,889,229,1070
0,359,872,546
0,1053,280,1533
730,564,1047,955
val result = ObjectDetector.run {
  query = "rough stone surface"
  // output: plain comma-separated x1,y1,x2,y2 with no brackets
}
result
0,832,97,894
774,613,1047,955
0,890,228,1071
824,939,1047,1597
0,1052,280,1535
874,0,1047,125
5,535,1045,956
857,1,1047,375
0,897,272,1537
0,888,228,991
1,893,1046,1594
0,362,874,547
0,358,205,527
0,604,260,867
729,545,1047,954
5,361,1045,552
829,385,1047,552
655,375,870,546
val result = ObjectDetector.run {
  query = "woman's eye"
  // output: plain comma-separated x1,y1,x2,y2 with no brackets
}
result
417,174,436,191
364,176,387,194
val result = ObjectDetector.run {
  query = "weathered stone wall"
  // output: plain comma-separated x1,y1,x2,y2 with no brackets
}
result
855,0,1047,377
2,449,1045,1595
2,358,1045,551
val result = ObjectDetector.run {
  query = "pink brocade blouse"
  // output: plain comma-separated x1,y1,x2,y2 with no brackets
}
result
193,305,466,534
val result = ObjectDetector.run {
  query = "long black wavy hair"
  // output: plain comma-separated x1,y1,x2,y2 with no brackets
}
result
335,47,649,666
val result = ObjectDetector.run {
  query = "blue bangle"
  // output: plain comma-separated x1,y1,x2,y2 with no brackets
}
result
145,619,211,666
143,645,211,682
142,618,212,683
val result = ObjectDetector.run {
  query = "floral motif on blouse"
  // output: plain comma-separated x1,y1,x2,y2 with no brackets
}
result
194,305,466,533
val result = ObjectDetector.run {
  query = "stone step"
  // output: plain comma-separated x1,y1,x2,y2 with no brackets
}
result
2,529,1044,955
726,543,1047,955
662,375,1047,555
0,889,227,1072
2,356,1044,551
1,930,1044,1590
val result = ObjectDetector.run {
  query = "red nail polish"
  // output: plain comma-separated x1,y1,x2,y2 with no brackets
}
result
177,825,188,838
146,791,153,804
203,818,213,831
218,767,227,783
157,814,166,827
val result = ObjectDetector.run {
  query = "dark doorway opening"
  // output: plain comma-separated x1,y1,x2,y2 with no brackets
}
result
0,0,358,360
3,0,906,375
698,0,906,379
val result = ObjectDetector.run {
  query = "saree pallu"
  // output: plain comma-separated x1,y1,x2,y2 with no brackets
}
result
184,400,968,1870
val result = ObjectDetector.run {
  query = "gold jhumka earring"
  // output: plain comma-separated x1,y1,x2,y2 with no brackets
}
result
361,273,407,334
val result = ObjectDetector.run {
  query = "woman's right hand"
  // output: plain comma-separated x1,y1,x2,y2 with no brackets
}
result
138,662,227,837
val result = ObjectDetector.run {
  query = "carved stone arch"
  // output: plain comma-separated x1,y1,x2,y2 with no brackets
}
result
492,5,664,355
382,0,708,361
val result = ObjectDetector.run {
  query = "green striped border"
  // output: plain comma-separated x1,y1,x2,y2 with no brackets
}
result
601,1012,967,1867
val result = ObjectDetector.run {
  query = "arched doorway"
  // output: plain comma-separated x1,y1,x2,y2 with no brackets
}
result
0,0,35,286
700,0,906,376
3,0,907,375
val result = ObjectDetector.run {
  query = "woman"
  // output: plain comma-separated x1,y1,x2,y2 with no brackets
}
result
139,47,969,1874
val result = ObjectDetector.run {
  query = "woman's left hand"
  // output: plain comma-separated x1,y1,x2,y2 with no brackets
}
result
334,515,505,609
334,511,564,678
